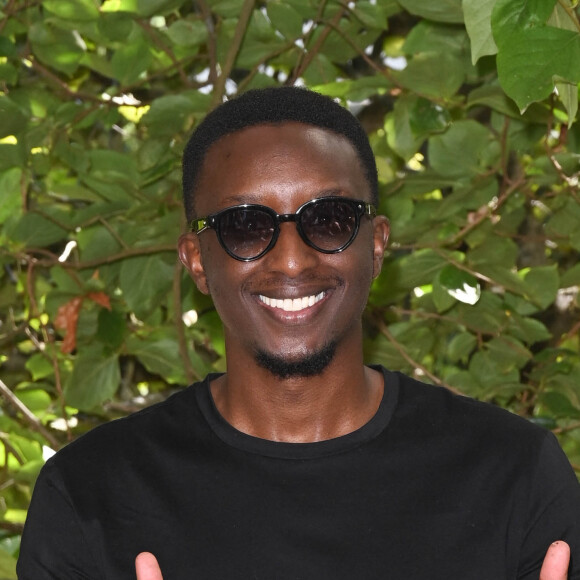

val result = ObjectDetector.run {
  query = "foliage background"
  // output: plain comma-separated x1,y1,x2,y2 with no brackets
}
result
1,0,580,575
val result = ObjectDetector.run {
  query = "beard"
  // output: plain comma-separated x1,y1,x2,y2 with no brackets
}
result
254,341,337,379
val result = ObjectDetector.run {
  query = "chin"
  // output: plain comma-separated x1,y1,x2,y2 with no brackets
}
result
254,341,337,379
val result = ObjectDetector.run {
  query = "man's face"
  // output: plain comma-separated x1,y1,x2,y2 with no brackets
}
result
179,122,389,376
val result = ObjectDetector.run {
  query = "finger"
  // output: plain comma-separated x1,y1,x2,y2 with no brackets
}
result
539,541,570,580
135,552,164,580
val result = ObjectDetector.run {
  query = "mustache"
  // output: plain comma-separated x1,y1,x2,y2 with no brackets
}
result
244,272,344,292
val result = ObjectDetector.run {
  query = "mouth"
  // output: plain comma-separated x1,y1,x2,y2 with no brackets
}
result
258,291,326,312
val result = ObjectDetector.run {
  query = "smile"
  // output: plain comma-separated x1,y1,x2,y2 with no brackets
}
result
258,292,326,312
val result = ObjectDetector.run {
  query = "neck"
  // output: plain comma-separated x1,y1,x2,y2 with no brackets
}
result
210,346,384,443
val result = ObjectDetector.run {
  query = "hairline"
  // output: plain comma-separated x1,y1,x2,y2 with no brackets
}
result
188,120,375,217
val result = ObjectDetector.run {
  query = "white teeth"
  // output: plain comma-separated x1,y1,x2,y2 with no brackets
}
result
259,292,325,312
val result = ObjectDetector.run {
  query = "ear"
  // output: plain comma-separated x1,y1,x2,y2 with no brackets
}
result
371,215,390,279
178,232,210,295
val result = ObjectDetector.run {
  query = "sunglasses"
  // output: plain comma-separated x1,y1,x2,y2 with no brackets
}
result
190,196,376,262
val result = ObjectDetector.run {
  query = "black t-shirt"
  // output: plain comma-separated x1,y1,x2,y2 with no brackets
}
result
17,367,580,579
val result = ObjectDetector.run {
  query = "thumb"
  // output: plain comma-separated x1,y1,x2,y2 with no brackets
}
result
539,541,570,580
135,552,164,580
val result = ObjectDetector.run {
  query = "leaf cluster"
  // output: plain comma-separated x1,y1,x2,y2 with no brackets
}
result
0,0,580,573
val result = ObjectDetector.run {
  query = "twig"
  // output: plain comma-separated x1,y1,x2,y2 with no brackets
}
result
27,244,176,270
0,379,60,449
557,0,580,31
198,0,219,87
211,0,256,107
373,319,465,395
138,20,191,87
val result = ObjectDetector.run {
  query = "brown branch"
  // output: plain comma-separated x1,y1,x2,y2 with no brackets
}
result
236,39,299,93
372,318,465,396
0,379,60,449
289,2,346,84
28,59,104,104
0,433,24,464
446,175,526,246
553,421,580,435
557,318,580,347
26,244,176,270
137,20,191,87
0,0,17,34
557,0,580,31
198,0,219,87
211,0,256,108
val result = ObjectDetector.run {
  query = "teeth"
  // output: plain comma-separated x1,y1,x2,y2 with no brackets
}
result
259,292,325,312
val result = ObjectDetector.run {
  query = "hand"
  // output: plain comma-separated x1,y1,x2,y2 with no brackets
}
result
134,543,570,580
540,541,570,580
135,552,163,580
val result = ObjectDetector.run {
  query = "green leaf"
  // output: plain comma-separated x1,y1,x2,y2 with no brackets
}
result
64,349,121,410
97,309,127,350
101,0,139,12
98,12,136,42
25,354,55,382
561,263,580,287
167,19,208,46
390,248,448,288
485,336,532,370
141,95,197,136
496,27,580,113
136,0,188,17
0,96,28,138
125,334,188,384
29,23,85,76
396,0,464,23
0,168,22,224
554,78,578,128
10,213,68,247
0,546,16,580
386,95,450,160
447,331,477,362
267,2,304,40
15,389,52,413
111,38,152,84
522,265,559,310
540,391,580,419
492,0,557,45
43,0,100,21
438,265,481,305
462,0,498,63
429,120,499,178
119,255,174,318
393,51,465,100
467,84,551,124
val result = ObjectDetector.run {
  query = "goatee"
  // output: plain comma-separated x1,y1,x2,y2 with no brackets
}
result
255,341,337,379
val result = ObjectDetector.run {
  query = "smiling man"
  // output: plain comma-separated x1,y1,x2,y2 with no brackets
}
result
18,87,580,579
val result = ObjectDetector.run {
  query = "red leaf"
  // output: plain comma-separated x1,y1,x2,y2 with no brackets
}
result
87,291,111,310
54,297,83,354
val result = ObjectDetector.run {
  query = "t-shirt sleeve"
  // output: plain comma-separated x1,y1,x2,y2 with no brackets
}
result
517,432,580,579
17,460,101,580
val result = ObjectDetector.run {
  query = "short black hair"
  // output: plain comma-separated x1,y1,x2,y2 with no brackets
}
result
182,86,378,219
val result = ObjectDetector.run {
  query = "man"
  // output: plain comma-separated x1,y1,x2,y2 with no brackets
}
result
18,87,580,578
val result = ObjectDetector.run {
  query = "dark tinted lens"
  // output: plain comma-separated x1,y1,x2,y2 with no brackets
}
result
219,208,275,259
300,199,357,251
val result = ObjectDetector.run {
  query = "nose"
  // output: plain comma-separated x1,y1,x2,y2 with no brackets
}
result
262,221,319,275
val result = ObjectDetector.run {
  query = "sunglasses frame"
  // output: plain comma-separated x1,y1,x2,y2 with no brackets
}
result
190,196,377,262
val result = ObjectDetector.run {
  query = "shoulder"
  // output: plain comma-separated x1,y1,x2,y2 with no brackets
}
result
382,368,549,452
50,376,214,473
